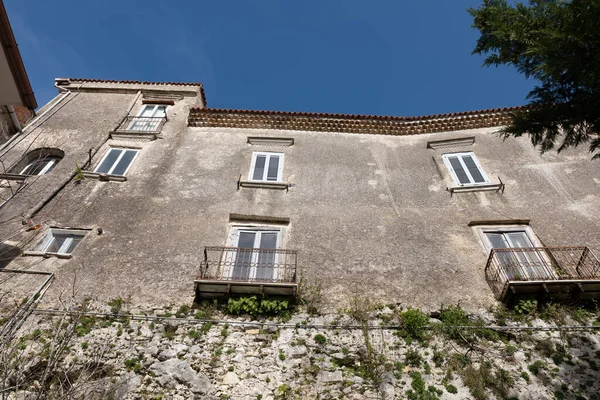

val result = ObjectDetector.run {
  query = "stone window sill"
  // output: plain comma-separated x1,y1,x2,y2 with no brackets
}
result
22,251,72,259
82,171,128,182
238,181,289,190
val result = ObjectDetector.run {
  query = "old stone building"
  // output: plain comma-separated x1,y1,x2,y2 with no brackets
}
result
1,77,599,314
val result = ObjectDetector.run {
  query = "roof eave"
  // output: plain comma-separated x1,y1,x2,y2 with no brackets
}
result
0,0,37,110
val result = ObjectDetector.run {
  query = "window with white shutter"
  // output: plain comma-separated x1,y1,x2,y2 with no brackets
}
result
249,152,284,182
442,152,489,186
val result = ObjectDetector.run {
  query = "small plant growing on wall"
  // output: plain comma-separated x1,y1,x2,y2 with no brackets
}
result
74,164,85,183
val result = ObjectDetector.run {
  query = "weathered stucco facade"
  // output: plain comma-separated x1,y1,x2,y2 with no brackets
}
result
1,78,600,313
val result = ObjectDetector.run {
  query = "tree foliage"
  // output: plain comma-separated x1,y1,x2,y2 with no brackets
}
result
469,0,600,157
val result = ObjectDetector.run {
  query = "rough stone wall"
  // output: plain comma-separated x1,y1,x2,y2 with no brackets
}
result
6,305,600,400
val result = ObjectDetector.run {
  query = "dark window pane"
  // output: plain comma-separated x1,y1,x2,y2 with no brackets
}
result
96,149,121,174
266,155,279,181
44,159,58,174
462,155,485,183
47,235,68,253
237,232,256,249
234,232,256,280
23,157,55,175
111,150,137,176
257,232,278,280
23,160,46,175
65,237,82,253
486,233,508,249
259,232,278,249
252,155,266,180
155,105,167,117
448,156,470,184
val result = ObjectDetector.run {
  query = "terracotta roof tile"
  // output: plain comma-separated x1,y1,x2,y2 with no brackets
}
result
67,78,206,106
188,106,525,136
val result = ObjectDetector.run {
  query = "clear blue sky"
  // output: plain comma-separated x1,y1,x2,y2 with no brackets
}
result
6,1,533,116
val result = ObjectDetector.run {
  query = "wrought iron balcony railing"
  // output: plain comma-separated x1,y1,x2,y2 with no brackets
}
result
198,246,298,284
112,115,167,134
485,246,600,299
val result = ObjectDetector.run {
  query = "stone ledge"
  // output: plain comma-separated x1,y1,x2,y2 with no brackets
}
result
238,181,289,190
426,136,475,150
247,136,294,146
109,131,157,141
22,251,72,259
83,171,128,182
0,173,28,181
446,182,504,195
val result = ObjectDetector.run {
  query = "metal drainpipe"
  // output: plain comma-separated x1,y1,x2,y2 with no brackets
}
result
6,105,22,135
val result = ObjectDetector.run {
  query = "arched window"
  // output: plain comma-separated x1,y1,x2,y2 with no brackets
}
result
12,148,64,176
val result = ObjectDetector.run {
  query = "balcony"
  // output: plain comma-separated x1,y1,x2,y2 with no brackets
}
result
195,246,298,298
110,115,167,140
485,246,600,304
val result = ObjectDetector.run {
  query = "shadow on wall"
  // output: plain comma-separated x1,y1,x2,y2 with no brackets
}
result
0,243,21,269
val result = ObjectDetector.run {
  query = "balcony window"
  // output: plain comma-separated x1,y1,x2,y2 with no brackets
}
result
442,152,489,186
33,228,86,255
483,230,550,280
229,228,281,281
127,104,167,131
249,152,284,183
94,148,139,176
196,220,298,297
477,223,600,303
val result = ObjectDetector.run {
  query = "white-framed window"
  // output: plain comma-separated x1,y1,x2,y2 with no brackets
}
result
227,226,282,281
128,104,167,131
33,228,86,255
19,156,60,176
249,152,284,182
94,148,140,176
442,152,489,186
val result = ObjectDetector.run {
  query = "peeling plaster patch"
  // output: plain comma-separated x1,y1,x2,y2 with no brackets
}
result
567,195,598,219
83,183,106,204
477,192,491,207
564,168,575,175
366,162,376,166
594,178,600,185
178,190,195,198
524,163,573,203
447,233,478,256
374,170,384,175
428,184,441,192
368,180,378,187
379,193,388,201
